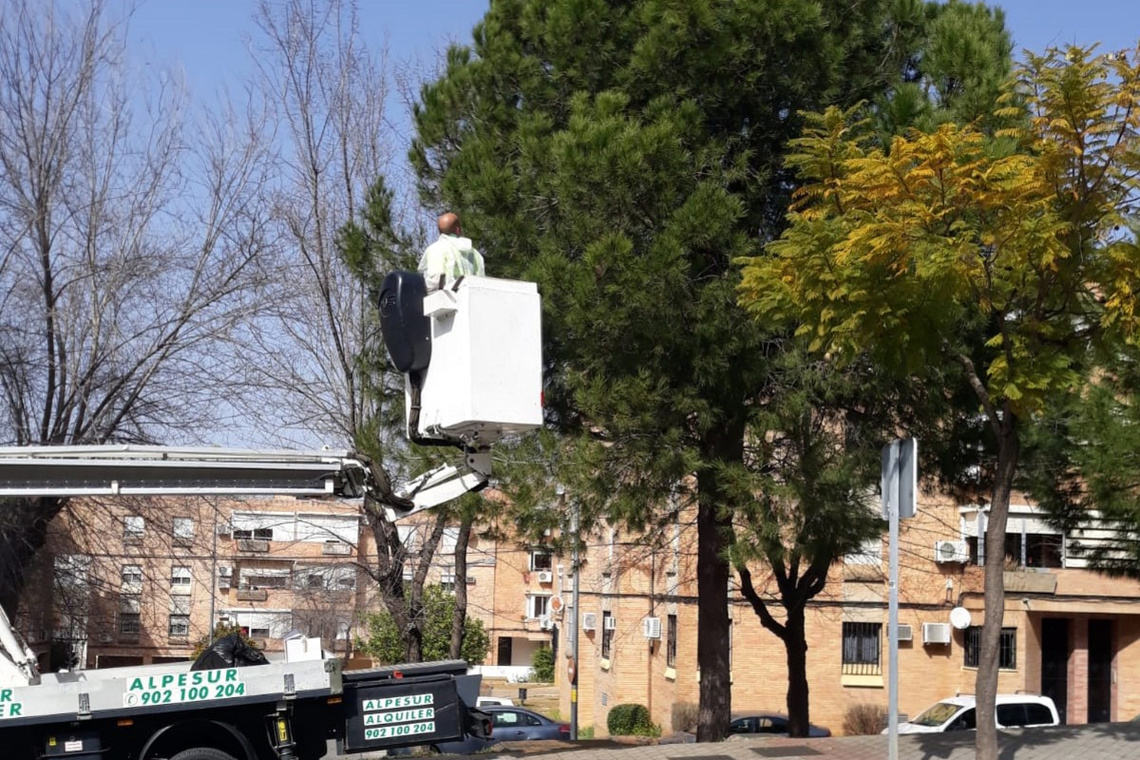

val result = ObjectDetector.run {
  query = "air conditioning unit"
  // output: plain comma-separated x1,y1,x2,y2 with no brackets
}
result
539,617,554,631
582,612,598,631
643,617,662,639
217,566,233,589
604,615,618,631
896,624,913,642
216,523,232,536
923,622,952,646
537,571,553,584
934,540,968,564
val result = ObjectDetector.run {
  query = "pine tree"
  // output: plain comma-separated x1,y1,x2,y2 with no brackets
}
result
407,0,1009,740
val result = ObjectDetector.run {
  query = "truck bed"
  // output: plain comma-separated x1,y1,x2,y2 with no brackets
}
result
0,658,341,728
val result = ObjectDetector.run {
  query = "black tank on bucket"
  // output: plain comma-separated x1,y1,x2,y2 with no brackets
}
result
378,271,431,373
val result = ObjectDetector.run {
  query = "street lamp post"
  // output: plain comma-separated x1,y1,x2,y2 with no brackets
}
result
569,494,581,741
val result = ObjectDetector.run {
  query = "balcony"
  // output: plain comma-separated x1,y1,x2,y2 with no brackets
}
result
322,541,352,556
238,539,270,553
236,589,269,601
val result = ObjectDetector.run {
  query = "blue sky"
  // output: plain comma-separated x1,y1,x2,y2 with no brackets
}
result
128,1,1139,108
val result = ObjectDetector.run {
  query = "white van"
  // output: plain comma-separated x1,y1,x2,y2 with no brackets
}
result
885,694,1059,734
476,696,516,707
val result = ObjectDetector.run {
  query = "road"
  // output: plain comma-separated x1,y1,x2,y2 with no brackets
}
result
428,721,1140,760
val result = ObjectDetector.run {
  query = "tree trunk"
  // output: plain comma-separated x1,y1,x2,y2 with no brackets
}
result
784,604,810,738
449,516,473,660
975,409,1019,760
405,515,448,663
695,424,742,742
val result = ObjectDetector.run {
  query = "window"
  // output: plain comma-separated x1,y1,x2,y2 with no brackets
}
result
530,551,553,571
1002,533,1062,569
171,566,192,593
527,594,550,619
440,573,456,593
244,572,290,590
846,538,883,566
119,595,141,637
601,611,613,659
841,622,882,675
121,565,143,591
666,614,677,668
173,517,194,545
964,626,1017,669
124,515,145,540
233,527,273,541
169,597,191,638
492,711,541,727
947,709,976,731
1024,703,1056,726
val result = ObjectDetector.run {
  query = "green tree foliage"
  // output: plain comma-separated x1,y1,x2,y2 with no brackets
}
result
738,46,1140,760
407,0,1010,741
531,645,555,683
358,585,489,666
606,703,658,737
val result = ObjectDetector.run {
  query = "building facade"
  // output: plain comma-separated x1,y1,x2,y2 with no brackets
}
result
551,489,1140,735
20,495,367,670
19,486,1140,736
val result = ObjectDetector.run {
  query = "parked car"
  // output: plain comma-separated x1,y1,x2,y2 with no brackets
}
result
885,694,1060,734
421,705,570,755
728,712,832,737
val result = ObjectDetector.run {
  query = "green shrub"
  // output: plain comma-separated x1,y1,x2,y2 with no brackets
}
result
670,701,699,733
532,646,555,682
607,703,659,736
843,703,889,736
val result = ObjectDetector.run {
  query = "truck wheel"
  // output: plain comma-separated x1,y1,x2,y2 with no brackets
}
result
169,749,238,760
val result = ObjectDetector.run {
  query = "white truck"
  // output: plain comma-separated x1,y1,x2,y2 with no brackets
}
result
0,273,544,760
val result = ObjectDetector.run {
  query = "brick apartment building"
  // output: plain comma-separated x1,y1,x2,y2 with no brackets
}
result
553,488,1140,735
19,495,370,669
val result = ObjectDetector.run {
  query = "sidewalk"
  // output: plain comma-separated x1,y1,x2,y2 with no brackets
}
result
461,721,1140,760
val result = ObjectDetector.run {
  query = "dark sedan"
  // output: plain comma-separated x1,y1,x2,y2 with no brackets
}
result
423,706,570,755
728,713,831,738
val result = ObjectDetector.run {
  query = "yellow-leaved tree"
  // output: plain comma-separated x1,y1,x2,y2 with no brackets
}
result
737,45,1140,760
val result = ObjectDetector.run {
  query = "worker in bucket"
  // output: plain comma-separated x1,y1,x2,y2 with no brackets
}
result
419,212,485,290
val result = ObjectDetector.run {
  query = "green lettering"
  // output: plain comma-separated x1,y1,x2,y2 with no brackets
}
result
0,689,12,702
226,670,238,682
9,703,20,717
129,678,143,691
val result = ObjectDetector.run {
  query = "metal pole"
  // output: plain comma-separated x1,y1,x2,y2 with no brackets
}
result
887,449,900,760
208,496,218,640
570,497,580,741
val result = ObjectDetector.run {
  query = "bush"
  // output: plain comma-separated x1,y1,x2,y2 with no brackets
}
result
607,703,659,737
532,646,555,682
843,703,889,736
670,701,698,733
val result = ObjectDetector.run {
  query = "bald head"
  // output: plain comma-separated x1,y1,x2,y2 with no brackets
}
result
437,212,462,236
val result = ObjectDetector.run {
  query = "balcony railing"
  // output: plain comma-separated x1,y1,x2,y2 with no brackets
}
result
322,541,352,556
237,539,270,553
236,589,269,601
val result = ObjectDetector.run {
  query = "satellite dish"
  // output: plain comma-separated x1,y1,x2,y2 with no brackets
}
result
950,607,972,630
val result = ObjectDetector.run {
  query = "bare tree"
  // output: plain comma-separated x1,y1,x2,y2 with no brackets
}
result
0,0,276,615
245,0,465,663
244,0,399,449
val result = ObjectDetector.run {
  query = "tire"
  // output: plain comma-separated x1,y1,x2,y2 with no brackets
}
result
169,748,239,760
